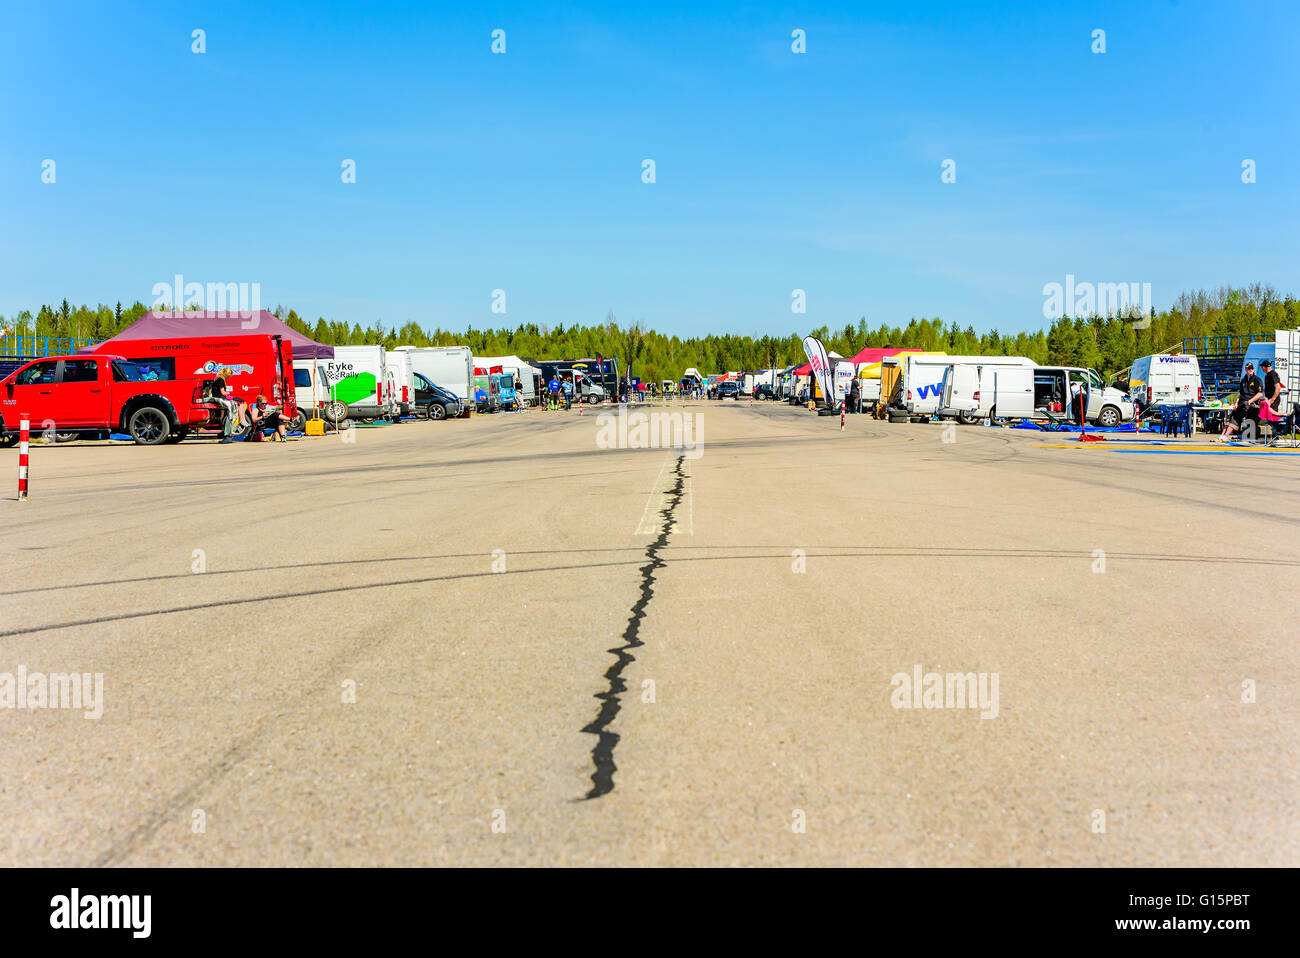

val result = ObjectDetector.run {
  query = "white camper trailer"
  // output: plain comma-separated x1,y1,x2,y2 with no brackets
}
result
393,346,475,415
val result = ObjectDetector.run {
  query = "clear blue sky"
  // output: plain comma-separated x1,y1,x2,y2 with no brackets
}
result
2,1,1297,337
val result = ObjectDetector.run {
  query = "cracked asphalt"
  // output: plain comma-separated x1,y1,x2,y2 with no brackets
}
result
1,401,1296,865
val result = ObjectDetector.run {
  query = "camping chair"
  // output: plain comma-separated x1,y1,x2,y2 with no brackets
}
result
1261,405,1300,446
1158,404,1193,438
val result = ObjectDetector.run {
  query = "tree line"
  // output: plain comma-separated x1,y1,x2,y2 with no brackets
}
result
3,284,1295,384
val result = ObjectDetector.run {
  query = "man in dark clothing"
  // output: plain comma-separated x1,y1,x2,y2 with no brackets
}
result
1261,359,1285,414
1230,362,1264,436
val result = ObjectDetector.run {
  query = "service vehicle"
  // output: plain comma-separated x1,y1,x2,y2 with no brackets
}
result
1128,353,1203,411
1,355,219,446
981,365,1135,427
413,372,462,420
296,345,393,423
888,354,1035,420
386,350,417,417
393,346,475,416
88,333,300,431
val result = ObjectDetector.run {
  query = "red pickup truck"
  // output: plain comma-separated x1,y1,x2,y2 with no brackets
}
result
0,355,220,446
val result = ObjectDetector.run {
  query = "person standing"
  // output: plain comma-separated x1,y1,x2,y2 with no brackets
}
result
561,375,574,410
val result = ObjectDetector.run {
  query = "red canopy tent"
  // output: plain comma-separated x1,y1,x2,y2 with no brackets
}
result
82,310,334,359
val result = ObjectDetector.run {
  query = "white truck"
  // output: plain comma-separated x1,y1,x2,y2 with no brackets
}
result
295,345,395,423
890,354,1036,420
971,365,1135,427
1128,353,1202,411
393,346,474,415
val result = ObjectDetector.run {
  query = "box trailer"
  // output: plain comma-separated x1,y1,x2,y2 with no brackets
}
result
393,346,474,415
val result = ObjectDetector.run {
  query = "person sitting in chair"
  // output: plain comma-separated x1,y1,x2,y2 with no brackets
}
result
247,395,288,442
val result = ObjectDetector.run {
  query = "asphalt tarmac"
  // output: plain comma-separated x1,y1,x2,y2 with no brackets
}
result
1,401,1296,866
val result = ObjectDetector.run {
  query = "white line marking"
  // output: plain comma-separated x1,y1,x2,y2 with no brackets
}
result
634,452,673,535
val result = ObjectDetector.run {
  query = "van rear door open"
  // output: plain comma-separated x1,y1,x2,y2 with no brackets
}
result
993,367,1033,418
942,364,980,413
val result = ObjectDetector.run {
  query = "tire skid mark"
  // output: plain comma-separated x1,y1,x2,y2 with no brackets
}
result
579,454,686,801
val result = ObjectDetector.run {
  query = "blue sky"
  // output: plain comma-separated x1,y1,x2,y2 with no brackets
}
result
2,1,1297,337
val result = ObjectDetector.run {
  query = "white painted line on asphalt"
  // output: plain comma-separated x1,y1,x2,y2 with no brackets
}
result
634,452,673,535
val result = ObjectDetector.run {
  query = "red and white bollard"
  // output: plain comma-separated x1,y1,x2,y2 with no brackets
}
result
840,406,846,431
18,416,30,500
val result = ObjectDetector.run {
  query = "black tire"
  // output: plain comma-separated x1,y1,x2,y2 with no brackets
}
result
1097,405,1121,428
887,411,909,423
324,400,349,423
0,431,16,449
163,427,189,444
128,406,171,445
54,432,79,443
956,411,981,426
287,411,307,433
426,402,447,421
988,406,1008,427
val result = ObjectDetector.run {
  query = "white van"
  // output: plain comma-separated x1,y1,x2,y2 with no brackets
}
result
984,366,1135,427
939,362,1031,424
296,346,394,423
896,354,1036,417
1129,353,1202,410
386,350,416,418
394,346,474,414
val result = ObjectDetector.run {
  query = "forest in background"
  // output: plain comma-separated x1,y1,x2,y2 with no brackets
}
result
3,283,1297,384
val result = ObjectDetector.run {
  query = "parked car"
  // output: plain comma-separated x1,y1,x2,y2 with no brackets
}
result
1,355,219,446
715,381,740,400
414,373,462,420
753,383,775,400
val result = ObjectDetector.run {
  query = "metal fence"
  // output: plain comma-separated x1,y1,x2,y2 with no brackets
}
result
0,335,104,358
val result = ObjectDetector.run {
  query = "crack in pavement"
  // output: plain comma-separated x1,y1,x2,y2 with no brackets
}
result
579,453,687,801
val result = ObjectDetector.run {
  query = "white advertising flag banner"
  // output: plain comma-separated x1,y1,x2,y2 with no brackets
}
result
802,336,836,406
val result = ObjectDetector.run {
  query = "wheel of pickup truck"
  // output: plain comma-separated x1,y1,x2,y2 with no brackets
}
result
128,406,171,445
163,427,189,444
323,400,349,423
